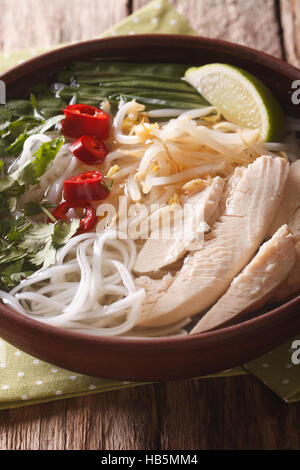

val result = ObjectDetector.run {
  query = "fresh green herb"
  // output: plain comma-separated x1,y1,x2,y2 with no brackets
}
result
0,217,80,291
23,200,57,217
0,215,30,287
52,220,80,246
1,100,34,120
19,219,80,268
0,239,27,265
6,221,32,242
0,260,34,290
0,212,29,238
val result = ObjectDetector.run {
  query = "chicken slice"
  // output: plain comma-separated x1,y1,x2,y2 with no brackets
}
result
138,155,289,327
134,177,224,274
268,159,300,301
190,224,295,334
135,273,174,314
268,160,300,234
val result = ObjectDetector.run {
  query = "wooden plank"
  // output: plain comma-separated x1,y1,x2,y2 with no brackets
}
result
0,385,159,450
1,376,300,450
159,376,300,450
64,386,159,450
280,0,300,67
133,0,283,58
0,0,129,52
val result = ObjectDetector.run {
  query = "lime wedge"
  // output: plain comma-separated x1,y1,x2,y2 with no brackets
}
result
184,63,286,142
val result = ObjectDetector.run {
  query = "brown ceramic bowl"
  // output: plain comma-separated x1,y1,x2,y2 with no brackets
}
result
0,35,300,381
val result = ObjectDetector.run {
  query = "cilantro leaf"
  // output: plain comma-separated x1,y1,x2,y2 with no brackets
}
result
0,260,34,290
0,218,79,291
19,219,80,268
53,220,80,246
0,193,12,218
0,212,29,238
23,200,56,217
19,223,57,268
0,240,27,265
0,176,23,197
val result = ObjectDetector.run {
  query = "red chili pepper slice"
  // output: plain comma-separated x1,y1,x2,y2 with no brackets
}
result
51,201,96,234
61,104,110,140
70,135,109,165
64,170,110,203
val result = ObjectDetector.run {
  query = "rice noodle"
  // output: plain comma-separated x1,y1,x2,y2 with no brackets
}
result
1,230,147,336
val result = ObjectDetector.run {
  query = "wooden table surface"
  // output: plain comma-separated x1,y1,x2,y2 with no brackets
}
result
0,0,300,450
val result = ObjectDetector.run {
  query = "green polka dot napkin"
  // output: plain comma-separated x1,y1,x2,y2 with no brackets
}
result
245,337,300,402
0,0,300,408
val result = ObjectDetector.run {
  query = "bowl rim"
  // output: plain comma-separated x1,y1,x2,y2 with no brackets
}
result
1,33,300,84
1,33,300,350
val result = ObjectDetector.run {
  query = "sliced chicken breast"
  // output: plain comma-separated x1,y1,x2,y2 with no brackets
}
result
190,224,295,334
268,160,300,301
138,155,289,327
135,273,174,314
134,177,224,274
